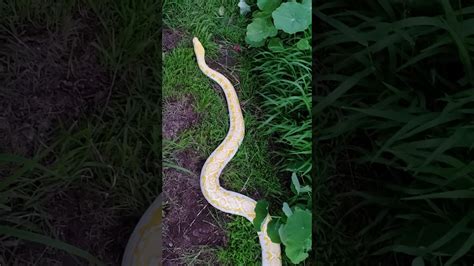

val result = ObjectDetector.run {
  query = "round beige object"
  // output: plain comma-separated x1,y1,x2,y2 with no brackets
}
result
122,194,162,266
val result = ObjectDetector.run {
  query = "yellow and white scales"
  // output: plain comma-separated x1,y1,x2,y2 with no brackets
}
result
121,38,281,266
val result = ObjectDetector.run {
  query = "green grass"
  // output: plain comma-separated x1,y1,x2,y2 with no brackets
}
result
242,3,312,263
316,0,474,264
162,47,283,198
216,217,260,266
163,0,246,46
181,246,221,265
251,28,312,182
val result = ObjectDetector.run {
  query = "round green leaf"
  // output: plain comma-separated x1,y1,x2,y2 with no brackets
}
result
246,17,277,43
253,10,272,18
282,202,293,217
257,0,281,12
291,172,301,193
245,35,265,47
238,0,251,15
253,200,269,231
267,218,282,243
302,0,311,9
412,257,425,266
296,39,311,50
279,208,312,264
272,2,311,34
267,37,284,52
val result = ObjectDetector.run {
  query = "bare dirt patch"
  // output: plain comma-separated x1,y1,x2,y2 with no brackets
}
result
162,149,227,265
162,95,200,140
207,40,241,84
210,39,240,71
163,28,184,52
207,40,242,101
0,15,110,156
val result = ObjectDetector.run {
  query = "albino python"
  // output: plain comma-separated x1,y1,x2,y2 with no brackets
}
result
193,37,282,266
121,38,281,266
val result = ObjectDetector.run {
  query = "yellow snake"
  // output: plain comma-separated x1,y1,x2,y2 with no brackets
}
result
193,37,282,266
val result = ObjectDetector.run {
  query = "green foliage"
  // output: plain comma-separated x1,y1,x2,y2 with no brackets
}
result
267,37,284,51
290,172,311,194
295,38,310,50
279,208,312,264
217,217,260,265
254,172,312,264
412,257,425,266
267,218,282,243
243,0,311,47
272,2,311,34
163,0,247,45
252,29,312,180
245,17,277,44
239,0,251,15
279,173,313,264
253,200,269,231
317,0,474,264
257,0,281,12
282,202,293,217
245,1,312,264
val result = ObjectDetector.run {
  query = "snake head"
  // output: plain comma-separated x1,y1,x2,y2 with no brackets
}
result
192,37,205,57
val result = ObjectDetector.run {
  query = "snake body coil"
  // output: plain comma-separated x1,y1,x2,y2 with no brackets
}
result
193,37,281,266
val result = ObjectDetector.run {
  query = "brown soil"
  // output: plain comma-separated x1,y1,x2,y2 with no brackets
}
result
12,187,139,266
208,39,240,73
208,40,242,102
0,14,110,157
162,28,184,52
162,95,200,140
162,149,227,265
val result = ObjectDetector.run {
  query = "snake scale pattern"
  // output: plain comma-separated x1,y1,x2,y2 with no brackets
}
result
193,37,282,266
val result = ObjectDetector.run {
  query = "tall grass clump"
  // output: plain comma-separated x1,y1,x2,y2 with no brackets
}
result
240,0,312,264
316,0,474,264
252,29,312,182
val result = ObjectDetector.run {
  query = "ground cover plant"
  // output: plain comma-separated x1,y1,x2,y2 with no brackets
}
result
243,0,312,264
1,0,161,264
316,0,474,265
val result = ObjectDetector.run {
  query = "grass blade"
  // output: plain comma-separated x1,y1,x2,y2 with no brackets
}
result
0,226,104,265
